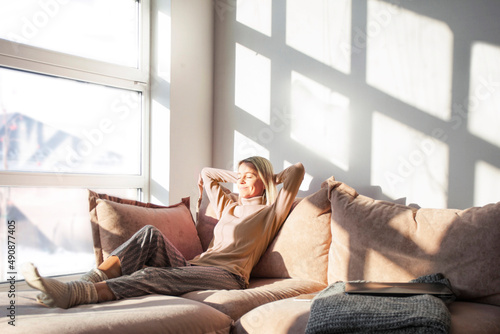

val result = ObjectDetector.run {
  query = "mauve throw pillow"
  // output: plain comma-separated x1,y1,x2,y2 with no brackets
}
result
88,190,203,265
327,179,500,306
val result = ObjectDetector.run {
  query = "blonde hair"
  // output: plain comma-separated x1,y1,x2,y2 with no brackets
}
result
239,156,277,205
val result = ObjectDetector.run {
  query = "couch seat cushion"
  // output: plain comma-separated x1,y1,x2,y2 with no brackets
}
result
1,289,233,334
234,299,500,334
182,278,326,320
447,301,500,333
234,297,312,334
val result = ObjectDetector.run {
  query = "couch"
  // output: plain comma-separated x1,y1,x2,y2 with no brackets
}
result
1,177,499,333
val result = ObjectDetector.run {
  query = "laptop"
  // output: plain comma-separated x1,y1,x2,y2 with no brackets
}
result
344,282,454,299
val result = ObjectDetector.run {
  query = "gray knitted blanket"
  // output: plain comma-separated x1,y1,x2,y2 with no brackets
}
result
305,273,455,334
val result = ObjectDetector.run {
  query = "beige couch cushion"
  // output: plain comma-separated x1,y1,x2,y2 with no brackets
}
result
233,299,500,334
1,289,233,334
251,184,332,284
326,178,500,306
234,297,312,334
88,190,203,265
182,277,326,321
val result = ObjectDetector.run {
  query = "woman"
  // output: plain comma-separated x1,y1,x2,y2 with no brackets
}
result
22,157,305,309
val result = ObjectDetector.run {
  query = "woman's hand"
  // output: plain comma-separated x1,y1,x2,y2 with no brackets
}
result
273,173,279,185
197,173,204,195
196,173,204,211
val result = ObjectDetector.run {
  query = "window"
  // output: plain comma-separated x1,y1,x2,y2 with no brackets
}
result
0,0,140,67
0,0,151,281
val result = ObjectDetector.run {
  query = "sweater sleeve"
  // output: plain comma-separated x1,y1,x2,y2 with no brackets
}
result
200,167,239,220
272,162,305,223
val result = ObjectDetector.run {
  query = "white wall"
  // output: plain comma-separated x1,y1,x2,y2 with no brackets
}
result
212,0,500,209
150,0,214,211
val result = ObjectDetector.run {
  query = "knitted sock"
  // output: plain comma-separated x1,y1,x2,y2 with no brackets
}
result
80,268,108,283
22,263,98,309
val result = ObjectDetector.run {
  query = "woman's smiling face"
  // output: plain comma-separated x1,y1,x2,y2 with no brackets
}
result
237,162,265,199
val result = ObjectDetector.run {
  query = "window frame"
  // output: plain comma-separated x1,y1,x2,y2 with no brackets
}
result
0,0,151,200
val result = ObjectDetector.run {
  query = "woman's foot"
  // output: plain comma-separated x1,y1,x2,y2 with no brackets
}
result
21,263,98,309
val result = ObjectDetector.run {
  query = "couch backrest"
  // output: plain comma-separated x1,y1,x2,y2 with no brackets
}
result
326,178,500,306
251,184,332,284
198,177,500,306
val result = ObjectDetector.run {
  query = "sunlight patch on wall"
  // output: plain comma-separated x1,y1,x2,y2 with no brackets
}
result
290,71,350,171
235,43,271,124
468,42,500,148
236,0,272,36
366,0,453,121
284,160,313,191
371,111,449,208
474,161,500,207
233,130,270,168
286,0,351,74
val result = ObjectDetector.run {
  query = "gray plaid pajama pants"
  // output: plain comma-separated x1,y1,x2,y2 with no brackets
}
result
105,225,246,299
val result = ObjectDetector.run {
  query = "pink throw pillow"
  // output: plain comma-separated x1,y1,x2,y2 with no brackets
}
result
88,190,203,265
